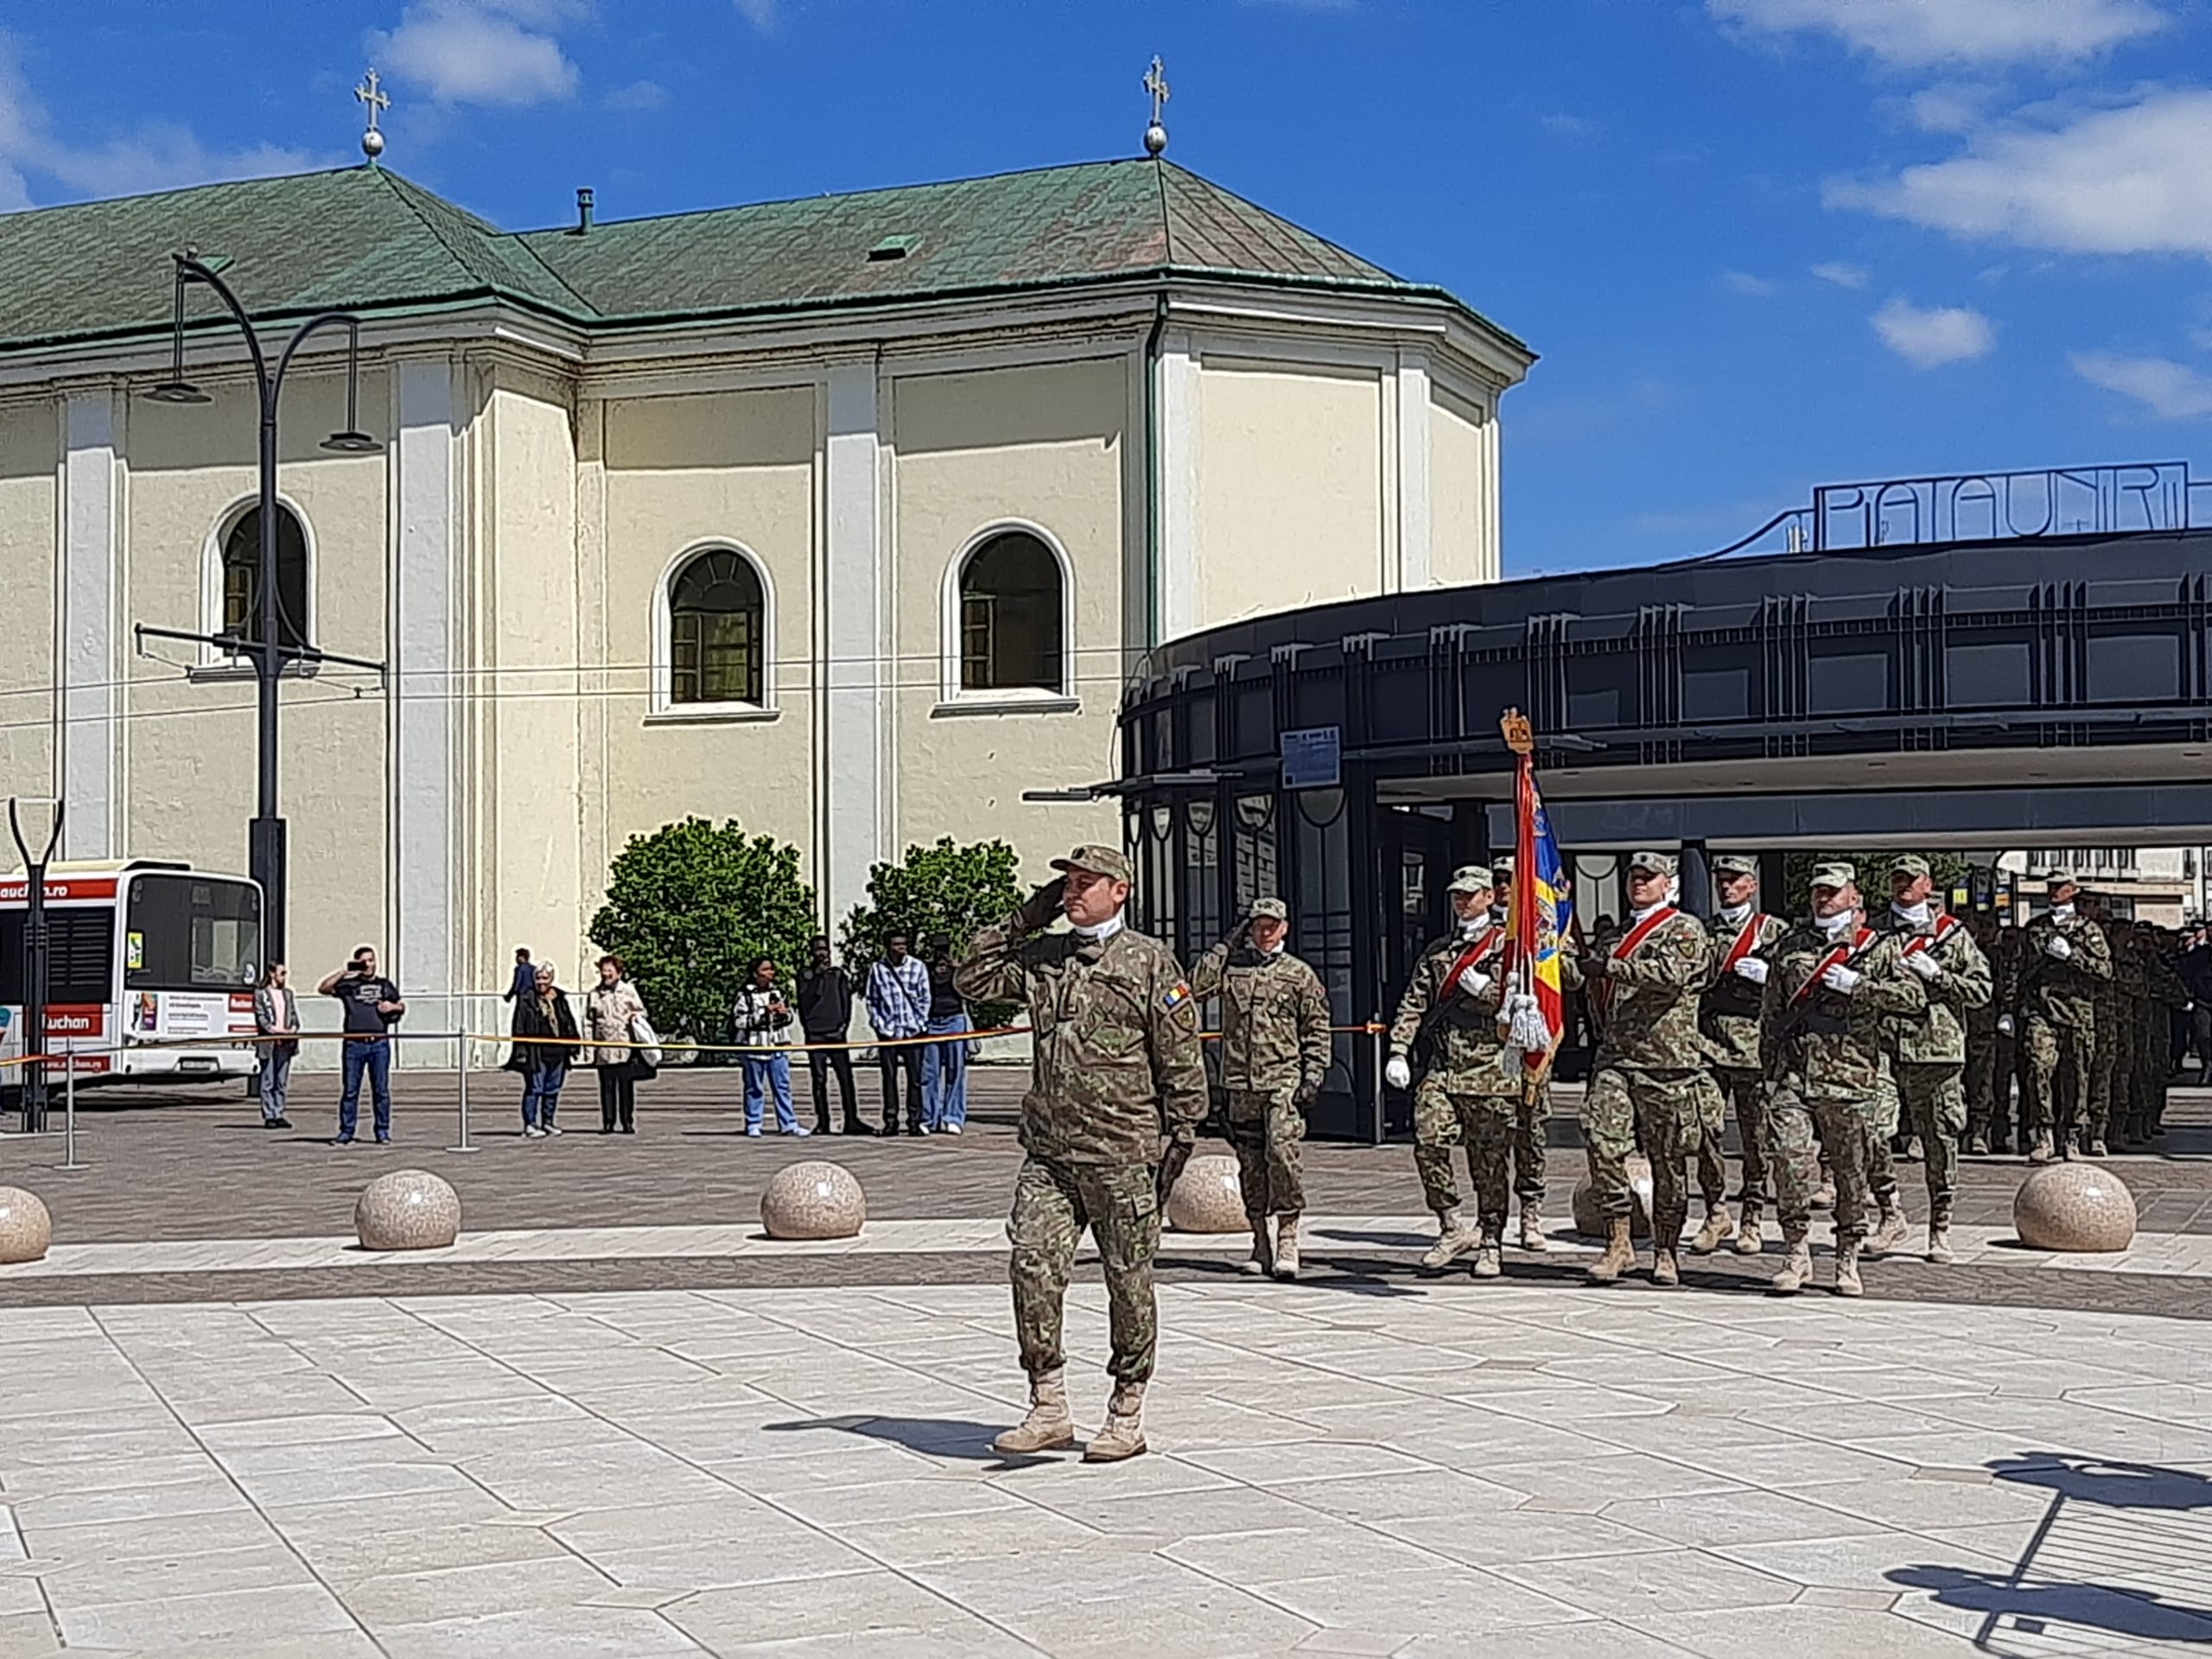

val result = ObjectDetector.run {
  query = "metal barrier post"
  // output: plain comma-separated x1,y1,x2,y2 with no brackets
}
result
1368,1014,1385,1147
448,1032,477,1153
58,1062,85,1171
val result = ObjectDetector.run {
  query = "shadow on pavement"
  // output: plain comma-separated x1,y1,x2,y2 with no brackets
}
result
763,1414,1058,1469
1988,1453,2212,1511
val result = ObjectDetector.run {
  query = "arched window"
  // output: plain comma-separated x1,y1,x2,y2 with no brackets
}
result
219,505,311,653
957,530,1065,694
668,548,766,707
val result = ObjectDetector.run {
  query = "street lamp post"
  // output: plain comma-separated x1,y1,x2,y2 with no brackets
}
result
137,254,384,967
8,799,65,1132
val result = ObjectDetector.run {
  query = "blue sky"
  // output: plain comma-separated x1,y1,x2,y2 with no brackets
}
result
2,0,2208,575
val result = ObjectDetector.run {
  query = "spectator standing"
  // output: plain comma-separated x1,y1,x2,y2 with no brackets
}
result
318,946,404,1145
921,932,972,1135
868,930,931,1135
798,936,871,1136
500,947,536,1004
506,963,579,1138
581,956,649,1134
732,956,807,1137
253,963,299,1129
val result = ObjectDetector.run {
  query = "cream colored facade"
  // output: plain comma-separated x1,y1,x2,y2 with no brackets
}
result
0,183,1530,1055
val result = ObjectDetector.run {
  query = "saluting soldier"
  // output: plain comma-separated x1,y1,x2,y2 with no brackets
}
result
1386,865,1522,1279
1761,862,1927,1298
1699,853,1788,1256
1188,897,1332,1281
956,845,1207,1464
1573,849,1723,1288
1871,855,1991,1265
2018,871,2112,1164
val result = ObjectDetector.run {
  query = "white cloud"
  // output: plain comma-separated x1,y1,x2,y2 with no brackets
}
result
0,32,317,207
2070,350,2212,416
1708,0,2164,67
1828,89,2212,257
1721,270,1778,296
733,0,779,25
601,79,668,112
1872,296,1995,366
371,1,584,107
1811,260,1870,287
1540,111,1601,140
1906,83,1996,132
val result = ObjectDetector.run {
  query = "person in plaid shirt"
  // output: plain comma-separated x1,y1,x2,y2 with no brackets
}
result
868,930,931,1135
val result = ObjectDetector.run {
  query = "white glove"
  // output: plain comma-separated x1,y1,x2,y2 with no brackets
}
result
1904,952,1941,981
2044,935,2073,961
1458,966,1492,996
1732,957,1769,985
1384,1055,1411,1090
1997,1014,2015,1035
1821,963,1861,995
1507,991,1540,1014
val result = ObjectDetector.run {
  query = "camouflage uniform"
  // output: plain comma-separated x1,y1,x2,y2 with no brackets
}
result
2018,893,2112,1154
1389,922,1519,1240
1962,921,2011,1152
2089,925,2133,1149
1579,882,1723,1253
2123,927,2188,1143
1188,925,1332,1224
1873,903,1992,1234
1701,904,1789,1226
956,860,1207,1388
1489,855,1551,1220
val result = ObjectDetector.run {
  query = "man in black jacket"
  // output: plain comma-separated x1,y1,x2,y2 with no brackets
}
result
798,936,872,1135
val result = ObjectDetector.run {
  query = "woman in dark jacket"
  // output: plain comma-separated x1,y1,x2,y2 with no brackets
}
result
506,963,580,1139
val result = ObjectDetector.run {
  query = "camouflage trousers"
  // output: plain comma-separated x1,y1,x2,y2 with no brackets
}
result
1713,1066,1773,1211
1869,1063,1965,1224
1771,1086,1874,1242
1964,1027,2018,1148
2127,1016,2169,1135
1007,1157,1160,1385
2088,1007,2125,1141
1413,1081,1516,1235
1224,1088,1305,1221
2022,1014,2094,1141
1516,1077,1550,1208
1582,1065,1723,1247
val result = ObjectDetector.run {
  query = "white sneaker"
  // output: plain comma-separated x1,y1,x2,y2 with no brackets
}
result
745,1125,763,1137
543,1123,564,1136
918,1123,934,1135
942,1122,963,1135
523,1125,546,1139
786,1124,812,1137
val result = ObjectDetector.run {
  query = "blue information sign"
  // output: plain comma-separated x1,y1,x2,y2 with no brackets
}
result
1281,726,1341,790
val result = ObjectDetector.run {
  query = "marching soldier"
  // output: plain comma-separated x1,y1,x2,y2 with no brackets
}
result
1871,855,1991,1265
1961,912,2006,1155
1574,850,1723,1288
1699,853,1788,1256
2018,871,2112,1164
1762,862,1927,1297
2085,897,2129,1159
2120,922,2187,1148
1188,897,1332,1281
957,845,1207,1463
1386,865,1522,1279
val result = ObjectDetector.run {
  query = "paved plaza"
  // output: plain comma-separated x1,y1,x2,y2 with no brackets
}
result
1,1070,2209,1656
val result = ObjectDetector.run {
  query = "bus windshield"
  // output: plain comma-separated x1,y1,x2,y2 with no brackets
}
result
125,874,262,992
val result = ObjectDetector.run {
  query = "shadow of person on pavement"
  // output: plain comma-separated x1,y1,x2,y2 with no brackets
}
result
763,1414,1061,1468
1986,1453,2212,1511
1886,1563,2212,1645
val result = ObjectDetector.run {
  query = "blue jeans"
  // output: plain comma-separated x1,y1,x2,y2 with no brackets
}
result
744,1052,798,1132
260,1048,294,1124
520,1058,568,1128
339,1039,392,1141
921,1013,970,1128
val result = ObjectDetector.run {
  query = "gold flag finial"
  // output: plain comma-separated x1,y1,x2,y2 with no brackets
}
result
1501,707,1535,755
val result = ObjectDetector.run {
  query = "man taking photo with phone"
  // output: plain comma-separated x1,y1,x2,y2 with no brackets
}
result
318,945,405,1145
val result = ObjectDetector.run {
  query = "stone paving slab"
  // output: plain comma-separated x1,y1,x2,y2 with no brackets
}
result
3,1280,2210,1656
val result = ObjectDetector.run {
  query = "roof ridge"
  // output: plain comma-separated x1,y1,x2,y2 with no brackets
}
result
1159,159,1402,283
372,169,599,318
0,162,366,225
1153,158,1175,266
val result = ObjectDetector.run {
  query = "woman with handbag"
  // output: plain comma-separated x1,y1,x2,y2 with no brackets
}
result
505,962,580,1138
582,955,651,1134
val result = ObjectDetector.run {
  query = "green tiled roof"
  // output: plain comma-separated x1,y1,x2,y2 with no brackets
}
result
0,157,1520,356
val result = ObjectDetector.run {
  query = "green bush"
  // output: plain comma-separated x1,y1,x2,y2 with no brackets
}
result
838,837,1027,1031
588,817,817,1053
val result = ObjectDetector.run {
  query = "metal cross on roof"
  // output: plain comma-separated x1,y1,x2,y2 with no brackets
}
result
355,68,390,164
1143,55,1170,156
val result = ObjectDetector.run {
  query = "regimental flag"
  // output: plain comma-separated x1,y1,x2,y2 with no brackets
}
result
1501,711,1567,1074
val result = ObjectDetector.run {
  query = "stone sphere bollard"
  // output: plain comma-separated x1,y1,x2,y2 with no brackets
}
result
354,1170,461,1251
760,1161,866,1240
1572,1153,1654,1240
2013,1163,2137,1253
1166,1154,1247,1233
0,1187,53,1265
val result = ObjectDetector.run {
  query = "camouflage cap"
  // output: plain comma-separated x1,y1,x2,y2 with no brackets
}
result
1249,896,1289,922
1051,844,1133,884
1446,864,1495,894
2045,868,2077,891
1711,853,1759,878
1809,861,1857,891
1891,853,1931,878
1627,849,1678,876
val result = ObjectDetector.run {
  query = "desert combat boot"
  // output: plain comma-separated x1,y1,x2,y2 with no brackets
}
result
1240,1220,1274,1277
1518,1206,1550,1252
1084,1382,1148,1463
1688,1204,1737,1255
1586,1216,1636,1285
993,1368,1076,1455
1768,1230,1815,1294
1273,1214,1302,1281
1421,1207,1479,1271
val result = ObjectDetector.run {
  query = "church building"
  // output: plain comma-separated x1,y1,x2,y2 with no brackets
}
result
0,149,1530,1035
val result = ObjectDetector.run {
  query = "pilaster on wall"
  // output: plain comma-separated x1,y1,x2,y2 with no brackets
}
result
391,358,461,1062
823,360,885,924
1155,334,1198,641
60,390,121,859
1394,351,1432,592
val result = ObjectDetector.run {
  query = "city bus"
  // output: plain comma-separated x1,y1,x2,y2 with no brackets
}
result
0,860,263,1109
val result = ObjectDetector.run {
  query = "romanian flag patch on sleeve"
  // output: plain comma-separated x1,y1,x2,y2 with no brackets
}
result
1161,980,1192,1012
